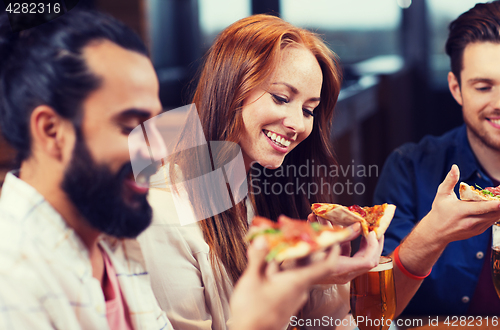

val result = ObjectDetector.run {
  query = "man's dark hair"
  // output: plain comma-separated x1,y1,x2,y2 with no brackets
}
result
0,10,148,163
445,0,500,85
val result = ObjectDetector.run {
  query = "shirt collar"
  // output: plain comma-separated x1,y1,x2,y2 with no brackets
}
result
0,171,47,221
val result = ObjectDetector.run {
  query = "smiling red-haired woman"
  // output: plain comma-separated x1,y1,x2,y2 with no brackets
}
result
139,14,383,330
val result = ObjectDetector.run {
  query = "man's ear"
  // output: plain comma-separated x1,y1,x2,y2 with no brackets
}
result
30,105,74,161
448,71,463,106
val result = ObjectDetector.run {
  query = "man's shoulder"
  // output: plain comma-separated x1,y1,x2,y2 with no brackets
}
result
0,217,45,291
391,126,464,161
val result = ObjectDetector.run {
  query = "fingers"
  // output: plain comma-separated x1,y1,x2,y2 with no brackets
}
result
344,222,361,241
377,235,385,256
299,245,341,284
266,260,280,277
309,214,330,226
353,231,382,267
246,236,269,278
307,213,317,223
437,164,460,196
462,200,500,215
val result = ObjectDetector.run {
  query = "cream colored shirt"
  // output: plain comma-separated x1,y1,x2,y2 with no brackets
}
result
0,172,172,330
139,171,350,330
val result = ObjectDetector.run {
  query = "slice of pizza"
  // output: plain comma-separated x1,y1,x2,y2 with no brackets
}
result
459,182,500,201
310,203,396,239
246,216,352,262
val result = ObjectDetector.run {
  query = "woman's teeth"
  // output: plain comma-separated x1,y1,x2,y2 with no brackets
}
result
264,130,291,147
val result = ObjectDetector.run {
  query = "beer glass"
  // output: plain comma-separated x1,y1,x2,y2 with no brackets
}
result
350,256,396,330
491,222,500,298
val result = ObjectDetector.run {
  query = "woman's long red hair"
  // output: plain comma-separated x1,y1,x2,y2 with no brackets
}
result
169,14,342,283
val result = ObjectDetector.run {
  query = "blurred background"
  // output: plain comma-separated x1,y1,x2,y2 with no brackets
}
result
0,0,485,205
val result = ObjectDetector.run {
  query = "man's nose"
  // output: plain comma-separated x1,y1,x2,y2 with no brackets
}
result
142,122,168,162
493,90,500,109
128,121,168,181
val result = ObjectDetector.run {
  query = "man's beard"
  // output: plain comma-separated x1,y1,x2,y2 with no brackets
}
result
61,133,152,238
464,115,500,152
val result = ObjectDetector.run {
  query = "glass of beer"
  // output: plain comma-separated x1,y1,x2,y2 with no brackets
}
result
350,256,396,330
491,222,500,298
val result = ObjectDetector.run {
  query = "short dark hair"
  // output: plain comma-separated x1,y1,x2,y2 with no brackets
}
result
445,0,500,84
0,10,148,163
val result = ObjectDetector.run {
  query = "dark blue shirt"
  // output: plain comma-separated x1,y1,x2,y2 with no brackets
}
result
374,125,494,315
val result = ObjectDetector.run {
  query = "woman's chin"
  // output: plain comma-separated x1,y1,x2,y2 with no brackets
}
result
256,159,284,170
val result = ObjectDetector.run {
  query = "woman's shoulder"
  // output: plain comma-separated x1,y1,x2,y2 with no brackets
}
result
147,164,186,225
144,165,208,253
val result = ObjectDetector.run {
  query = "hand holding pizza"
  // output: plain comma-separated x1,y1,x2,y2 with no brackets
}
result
420,164,500,247
231,230,341,330
307,213,383,285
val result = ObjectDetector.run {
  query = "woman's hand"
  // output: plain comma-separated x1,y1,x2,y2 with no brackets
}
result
307,213,383,285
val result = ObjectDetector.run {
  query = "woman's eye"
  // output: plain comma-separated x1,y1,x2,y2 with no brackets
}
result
303,109,315,118
271,94,288,104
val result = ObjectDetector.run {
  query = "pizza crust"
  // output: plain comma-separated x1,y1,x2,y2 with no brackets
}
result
373,204,396,240
274,241,311,262
311,203,365,226
248,216,354,262
459,182,499,201
274,227,353,262
312,203,396,240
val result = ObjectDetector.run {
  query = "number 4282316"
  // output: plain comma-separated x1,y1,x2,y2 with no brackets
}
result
6,3,61,14
444,316,498,327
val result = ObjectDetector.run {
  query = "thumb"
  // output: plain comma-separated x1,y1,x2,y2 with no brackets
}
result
246,236,269,278
437,164,460,196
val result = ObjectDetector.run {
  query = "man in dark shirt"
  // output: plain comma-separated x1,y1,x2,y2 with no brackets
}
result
375,1,500,316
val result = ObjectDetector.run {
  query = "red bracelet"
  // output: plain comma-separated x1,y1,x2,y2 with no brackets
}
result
394,245,432,280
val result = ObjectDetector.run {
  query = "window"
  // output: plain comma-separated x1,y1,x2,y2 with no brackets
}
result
428,0,482,88
199,0,251,47
281,0,402,64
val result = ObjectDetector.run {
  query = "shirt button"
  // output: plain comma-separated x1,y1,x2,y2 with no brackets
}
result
477,173,482,179
476,251,484,259
462,296,470,303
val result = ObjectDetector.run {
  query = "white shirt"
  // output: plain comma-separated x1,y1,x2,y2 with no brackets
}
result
0,172,173,330
139,173,350,330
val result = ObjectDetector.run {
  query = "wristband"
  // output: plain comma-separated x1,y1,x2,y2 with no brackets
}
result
394,245,431,280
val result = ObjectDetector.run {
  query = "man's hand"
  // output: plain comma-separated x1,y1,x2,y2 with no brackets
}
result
421,164,500,249
230,234,341,330
393,164,500,317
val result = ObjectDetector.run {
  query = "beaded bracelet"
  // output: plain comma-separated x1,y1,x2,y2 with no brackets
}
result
394,245,432,280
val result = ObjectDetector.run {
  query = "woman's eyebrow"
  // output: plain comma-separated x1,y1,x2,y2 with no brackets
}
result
272,82,299,94
272,82,321,102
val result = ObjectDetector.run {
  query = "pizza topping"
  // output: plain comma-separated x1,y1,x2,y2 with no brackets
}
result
311,202,396,239
486,186,500,196
348,205,366,217
474,184,500,198
247,216,351,262
279,217,317,246
347,204,385,230
362,204,386,230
